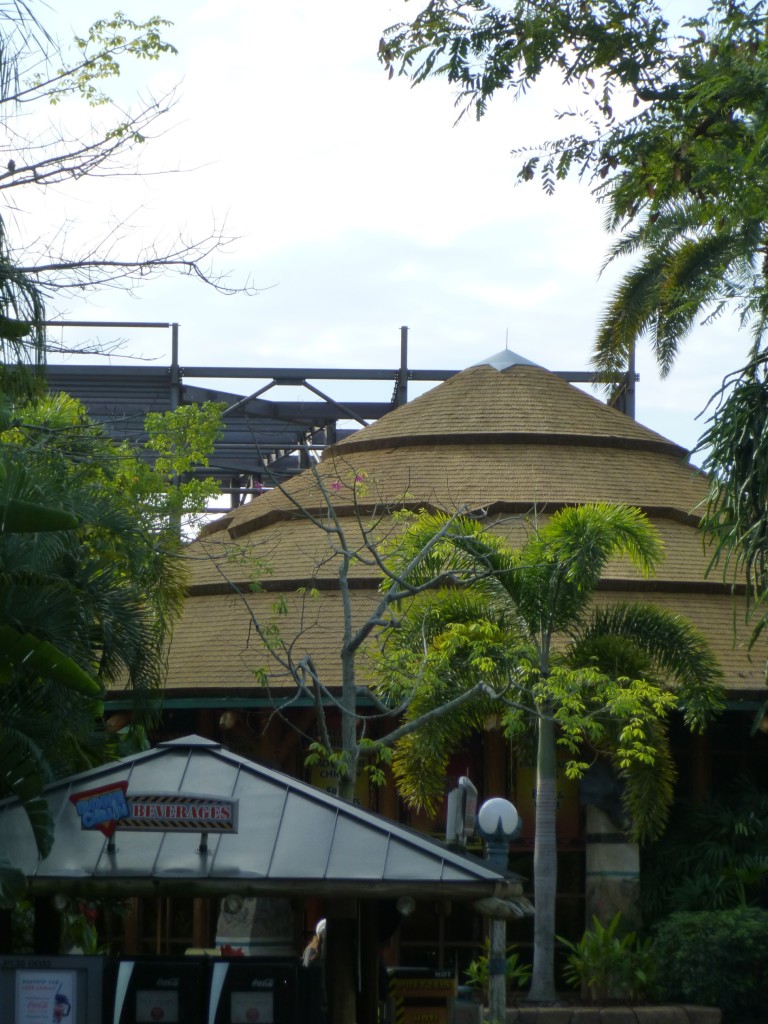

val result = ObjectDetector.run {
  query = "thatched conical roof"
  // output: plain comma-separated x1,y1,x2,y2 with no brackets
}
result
165,355,759,695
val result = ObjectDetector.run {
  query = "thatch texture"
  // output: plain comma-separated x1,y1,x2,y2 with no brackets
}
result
165,357,762,693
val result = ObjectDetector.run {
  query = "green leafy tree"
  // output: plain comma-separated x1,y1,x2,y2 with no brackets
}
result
0,462,101,906
695,356,768,638
1,390,223,720
0,217,45,398
222,463,511,804
0,392,223,905
0,2,232,906
375,504,724,1002
8,390,225,537
381,0,768,370
142,401,227,535
381,0,768,624
0,329,222,904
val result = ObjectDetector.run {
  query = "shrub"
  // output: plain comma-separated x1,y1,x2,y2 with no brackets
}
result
558,912,655,1004
652,907,768,1022
464,940,531,998
641,776,768,925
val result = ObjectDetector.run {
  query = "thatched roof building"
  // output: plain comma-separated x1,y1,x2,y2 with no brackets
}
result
165,351,759,701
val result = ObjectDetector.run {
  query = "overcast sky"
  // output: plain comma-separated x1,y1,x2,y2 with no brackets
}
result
22,0,745,456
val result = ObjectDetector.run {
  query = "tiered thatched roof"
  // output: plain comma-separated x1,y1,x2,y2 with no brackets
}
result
165,353,760,694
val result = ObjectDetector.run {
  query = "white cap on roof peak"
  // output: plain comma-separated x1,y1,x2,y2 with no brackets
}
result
472,349,543,371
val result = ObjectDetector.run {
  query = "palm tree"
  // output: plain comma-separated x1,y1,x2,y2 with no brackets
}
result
0,453,100,903
0,395,189,905
0,397,188,718
376,504,724,1003
578,1,768,382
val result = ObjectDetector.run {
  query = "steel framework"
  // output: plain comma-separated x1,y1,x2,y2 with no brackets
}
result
44,322,636,509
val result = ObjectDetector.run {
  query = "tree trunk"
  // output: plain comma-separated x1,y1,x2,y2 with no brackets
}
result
527,712,558,1002
339,630,360,803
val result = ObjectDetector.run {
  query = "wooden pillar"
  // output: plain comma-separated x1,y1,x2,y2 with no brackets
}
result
122,898,141,955
357,902,381,1024
192,897,212,948
483,724,506,796
690,730,712,803
196,708,219,740
325,900,358,1024
32,897,59,954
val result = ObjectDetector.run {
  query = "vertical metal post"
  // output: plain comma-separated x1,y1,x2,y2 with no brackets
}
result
170,322,180,411
488,918,507,1024
169,323,182,536
625,341,636,420
483,836,510,1022
395,325,409,406
299,434,311,469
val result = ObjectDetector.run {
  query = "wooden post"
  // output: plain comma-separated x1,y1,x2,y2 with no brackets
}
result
192,897,211,948
357,902,381,1024
33,897,59,954
122,897,141,955
483,723,506,796
690,731,712,803
325,900,358,1024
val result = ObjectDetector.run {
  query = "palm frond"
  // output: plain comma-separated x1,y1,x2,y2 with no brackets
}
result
572,603,724,729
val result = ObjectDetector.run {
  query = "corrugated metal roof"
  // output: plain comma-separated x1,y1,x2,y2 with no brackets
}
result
0,736,519,901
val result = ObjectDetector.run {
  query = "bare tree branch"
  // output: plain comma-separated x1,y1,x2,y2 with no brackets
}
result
0,6,254,305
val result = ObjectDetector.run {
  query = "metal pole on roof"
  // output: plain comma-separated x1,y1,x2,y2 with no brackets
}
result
170,323,182,534
625,342,636,420
395,325,409,406
170,323,180,411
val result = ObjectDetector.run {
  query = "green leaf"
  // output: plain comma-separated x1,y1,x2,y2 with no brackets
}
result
0,624,101,695
0,498,79,532
0,857,28,908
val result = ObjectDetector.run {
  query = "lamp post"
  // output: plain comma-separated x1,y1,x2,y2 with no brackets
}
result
476,798,521,1024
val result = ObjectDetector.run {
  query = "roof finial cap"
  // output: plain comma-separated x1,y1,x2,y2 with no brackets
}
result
472,350,543,371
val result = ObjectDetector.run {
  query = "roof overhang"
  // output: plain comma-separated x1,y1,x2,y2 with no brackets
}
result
0,736,522,903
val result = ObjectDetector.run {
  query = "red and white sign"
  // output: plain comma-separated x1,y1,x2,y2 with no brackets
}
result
70,785,238,835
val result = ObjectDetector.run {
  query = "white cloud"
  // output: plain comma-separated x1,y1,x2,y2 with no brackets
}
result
16,0,745,456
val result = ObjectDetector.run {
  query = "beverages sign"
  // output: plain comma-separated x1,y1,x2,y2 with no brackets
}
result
69,783,238,837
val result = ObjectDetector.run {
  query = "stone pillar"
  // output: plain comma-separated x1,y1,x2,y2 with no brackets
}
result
584,806,641,930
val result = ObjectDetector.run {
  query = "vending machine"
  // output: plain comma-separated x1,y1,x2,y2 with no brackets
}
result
207,957,325,1024
0,954,106,1024
109,956,209,1024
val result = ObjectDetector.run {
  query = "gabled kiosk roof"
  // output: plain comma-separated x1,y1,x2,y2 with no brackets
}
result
0,736,518,901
